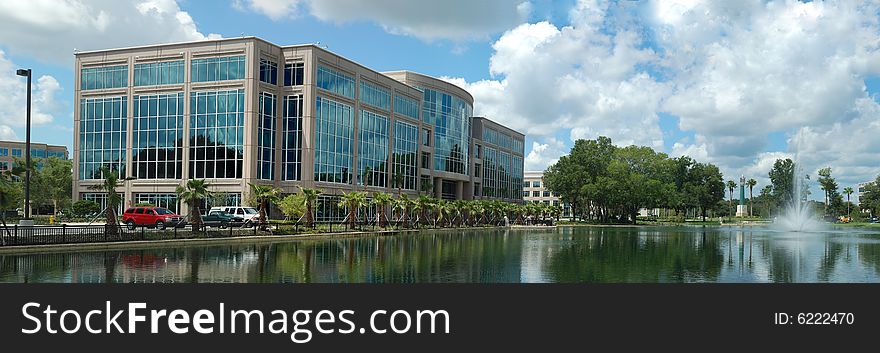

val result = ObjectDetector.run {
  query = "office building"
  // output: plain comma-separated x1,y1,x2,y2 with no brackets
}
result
523,171,570,216
73,37,524,216
0,141,68,172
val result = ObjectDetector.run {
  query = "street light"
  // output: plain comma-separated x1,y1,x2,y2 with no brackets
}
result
16,68,32,221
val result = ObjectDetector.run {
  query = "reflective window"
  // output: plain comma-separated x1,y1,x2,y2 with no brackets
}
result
257,92,276,180
189,89,245,178
135,193,179,214
392,120,418,190
482,147,522,200
394,95,420,120
80,65,128,90
283,62,304,86
31,149,46,158
48,151,66,158
79,96,127,179
357,110,389,188
523,191,529,197
132,93,184,179
134,60,184,86
533,191,540,197
315,195,344,222
421,152,430,169
11,148,21,157
360,81,390,111
259,58,278,85
314,96,354,184
191,56,246,83
316,66,355,99
543,191,551,197
282,95,303,181
80,193,117,214
420,87,471,175
0,148,6,156
422,128,430,146
533,181,541,188
482,127,524,153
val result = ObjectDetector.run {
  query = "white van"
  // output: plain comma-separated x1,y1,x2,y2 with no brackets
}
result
208,206,259,225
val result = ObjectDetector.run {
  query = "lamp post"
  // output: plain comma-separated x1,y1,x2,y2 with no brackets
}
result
16,68,32,222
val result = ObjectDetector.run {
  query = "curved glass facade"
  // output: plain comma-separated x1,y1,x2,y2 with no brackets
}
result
421,87,471,175
132,92,184,179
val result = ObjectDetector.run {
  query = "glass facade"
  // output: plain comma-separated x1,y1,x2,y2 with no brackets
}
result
357,110,389,188
282,95,304,181
392,120,418,190
80,193,113,214
132,93,184,179
257,92,276,180
135,193,179,213
314,96,354,184
189,89,245,179
134,60,184,86
481,147,523,200
482,127,524,153
315,195,343,222
11,148,21,157
80,65,128,90
421,87,471,175
259,58,278,85
79,96,127,179
48,151,66,158
394,95,420,121
360,81,390,111
191,56,245,83
283,62,304,86
0,148,6,156
316,66,355,99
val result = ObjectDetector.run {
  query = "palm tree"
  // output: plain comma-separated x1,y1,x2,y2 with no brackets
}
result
726,180,737,220
844,187,854,218
471,200,486,225
298,187,322,228
338,191,368,230
249,183,280,230
91,167,135,235
176,179,211,230
392,195,409,228
371,192,393,228
746,178,757,218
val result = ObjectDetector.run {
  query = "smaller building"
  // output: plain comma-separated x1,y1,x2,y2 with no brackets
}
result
523,171,570,216
0,140,69,171
858,181,872,206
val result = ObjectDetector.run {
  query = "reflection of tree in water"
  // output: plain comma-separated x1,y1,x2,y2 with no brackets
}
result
545,228,724,282
857,242,880,275
817,240,846,282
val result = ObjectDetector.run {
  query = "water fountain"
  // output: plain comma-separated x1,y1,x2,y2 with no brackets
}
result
775,131,824,232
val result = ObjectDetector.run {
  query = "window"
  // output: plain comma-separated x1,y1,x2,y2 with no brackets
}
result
420,87,470,175
48,151,66,158
259,58,278,85
135,193,179,214
475,144,481,159
392,120,418,190
81,193,116,214
394,95,419,120
0,148,7,156
282,95,303,181
257,92,277,180
31,149,46,158
533,191,540,197
80,65,128,90
422,128,431,146
191,56,245,83
360,81,390,110
283,62,304,86
523,191,529,197
474,164,481,178
523,181,530,188
357,110,389,187
543,191,551,197
79,96,127,179
189,89,245,178
314,96,354,184
0,162,9,171
421,152,431,169
11,148,21,157
134,60,184,86
316,66,355,99
533,181,541,188
132,92,184,179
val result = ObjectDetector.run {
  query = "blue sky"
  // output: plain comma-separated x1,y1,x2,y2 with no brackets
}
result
1,0,879,200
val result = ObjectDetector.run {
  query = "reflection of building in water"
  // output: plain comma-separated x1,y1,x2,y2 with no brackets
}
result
519,231,559,283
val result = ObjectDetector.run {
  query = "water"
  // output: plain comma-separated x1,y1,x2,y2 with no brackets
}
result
775,130,824,232
2,226,880,283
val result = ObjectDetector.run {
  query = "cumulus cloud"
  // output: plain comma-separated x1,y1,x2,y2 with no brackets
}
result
0,0,220,64
525,138,567,171
235,0,530,40
0,51,63,139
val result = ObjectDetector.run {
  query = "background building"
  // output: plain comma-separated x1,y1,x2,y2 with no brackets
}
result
0,141,68,172
523,171,570,216
73,37,523,216
858,181,872,206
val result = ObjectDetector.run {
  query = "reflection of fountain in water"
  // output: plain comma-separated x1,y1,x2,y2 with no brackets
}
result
775,130,824,232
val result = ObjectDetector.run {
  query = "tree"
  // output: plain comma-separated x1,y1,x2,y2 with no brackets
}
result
338,191,368,229
863,177,880,217
769,159,795,209
176,179,211,229
249,183,280,230
371,192,393,228
90,167,135,234
277,194,307,221
415,195,435,226
844,187,854,218
298,187,321,228
817,167,839,216
0,170,23,244
726,180,737,219
392,194,411,228
746,178,757,217
35,157,72,217
71,200,100,218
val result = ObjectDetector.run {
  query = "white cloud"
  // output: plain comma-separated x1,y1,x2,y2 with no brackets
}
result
0,0,220,64
525,138,566,171
0,126,18,141
233,0,302,21
0,50,63,139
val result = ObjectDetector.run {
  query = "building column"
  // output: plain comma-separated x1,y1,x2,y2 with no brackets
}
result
456,181,463,200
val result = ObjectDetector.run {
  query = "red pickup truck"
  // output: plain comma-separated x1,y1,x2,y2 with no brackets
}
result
121,206,185,230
